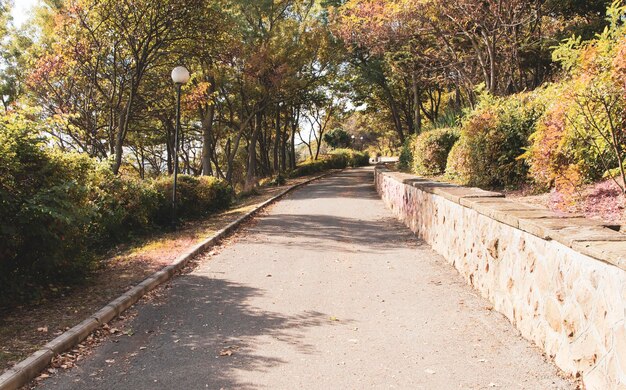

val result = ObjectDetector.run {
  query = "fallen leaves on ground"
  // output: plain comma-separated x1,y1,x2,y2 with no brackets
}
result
219,346,240,357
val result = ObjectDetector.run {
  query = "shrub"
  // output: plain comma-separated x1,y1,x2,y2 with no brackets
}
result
289,148,369,178
397,135,415,172
445,138,472,184
88,168,162,246
0,115,235,306
152,175,233,222
412,128,459,176
445,92,545,188
522,9,626,197
0,121,99,303
329,148,370,167
289,159,328,177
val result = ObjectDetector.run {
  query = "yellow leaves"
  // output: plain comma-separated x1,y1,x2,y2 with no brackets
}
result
184,81,218,110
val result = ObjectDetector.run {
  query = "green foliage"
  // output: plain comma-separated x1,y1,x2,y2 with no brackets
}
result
152,175,233,222
0,116,234,306
329,148,370,167
88,167,162,246
323,128,352,149
0,120,99,303
446,92,546,188
397,135,415,172
412,128,459,176
289,148,369,177
523,4,626,197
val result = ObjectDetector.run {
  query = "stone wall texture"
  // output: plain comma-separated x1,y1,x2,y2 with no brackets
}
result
375,166,626,389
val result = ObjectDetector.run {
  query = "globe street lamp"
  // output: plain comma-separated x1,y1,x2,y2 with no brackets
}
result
171,66,190,227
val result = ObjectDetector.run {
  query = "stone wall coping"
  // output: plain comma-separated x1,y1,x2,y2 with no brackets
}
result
375,166,626,271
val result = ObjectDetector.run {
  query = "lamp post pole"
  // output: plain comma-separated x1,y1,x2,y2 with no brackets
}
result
172,82,182,226
170,66,190,228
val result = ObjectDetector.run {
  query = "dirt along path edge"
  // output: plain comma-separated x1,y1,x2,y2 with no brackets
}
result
0,170,341,390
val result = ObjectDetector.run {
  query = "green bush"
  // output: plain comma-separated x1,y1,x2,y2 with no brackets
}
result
289,148,369,178
0,122,98,303
152,175,233,222
329,148,370,167
412,128,459,176
445,92,545,188
89,168,162,246
0,116,234,306
397,135,415,172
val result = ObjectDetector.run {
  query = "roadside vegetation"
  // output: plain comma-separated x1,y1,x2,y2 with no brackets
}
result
1,0,624,304
335,0,626,220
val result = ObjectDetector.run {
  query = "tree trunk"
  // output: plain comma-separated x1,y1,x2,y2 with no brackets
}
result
201,76,216,176
290,111,297,170
245,112,261,190
112,83,136,175
412,73,422,135
281,115,289,172
273,106,280,173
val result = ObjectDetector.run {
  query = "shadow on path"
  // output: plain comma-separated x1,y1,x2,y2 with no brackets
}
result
288,169,379,201
247,214,422,254
42,276,333,390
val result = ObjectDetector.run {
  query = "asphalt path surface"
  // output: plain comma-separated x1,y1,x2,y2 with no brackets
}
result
41,168,573,390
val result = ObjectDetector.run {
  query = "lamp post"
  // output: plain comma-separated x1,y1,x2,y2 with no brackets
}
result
171,66,190,227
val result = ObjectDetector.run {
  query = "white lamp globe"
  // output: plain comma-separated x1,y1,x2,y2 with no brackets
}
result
171,66,190,84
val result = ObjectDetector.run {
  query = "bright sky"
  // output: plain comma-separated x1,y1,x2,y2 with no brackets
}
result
11,0,39,27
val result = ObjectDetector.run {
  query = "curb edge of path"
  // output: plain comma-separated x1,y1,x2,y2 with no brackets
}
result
0,169,340,390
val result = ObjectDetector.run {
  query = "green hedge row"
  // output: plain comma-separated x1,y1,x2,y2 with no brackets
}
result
0,121,233,305
289,149,370,177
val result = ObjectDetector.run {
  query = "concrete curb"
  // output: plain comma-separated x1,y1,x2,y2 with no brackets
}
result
0,170,338,390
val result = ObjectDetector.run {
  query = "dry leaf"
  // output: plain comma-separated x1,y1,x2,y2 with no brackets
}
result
219,349,233,357
37,326,48,333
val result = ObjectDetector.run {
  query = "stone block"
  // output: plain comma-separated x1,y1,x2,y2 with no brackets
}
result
0,368,25,390
583,363,612,390
10,348,54,383
92,305,117,325
69,318,99,342
43,329,81,354
572,241,626,271
615,324,626,374
107,294,134,315
571,329,605,372
544,298,563,333
552,225,626,248
431,186,503,204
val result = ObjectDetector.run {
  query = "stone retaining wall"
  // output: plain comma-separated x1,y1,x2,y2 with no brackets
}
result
374,166,626,389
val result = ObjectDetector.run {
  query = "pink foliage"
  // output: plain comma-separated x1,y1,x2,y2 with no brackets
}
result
582,179,625,222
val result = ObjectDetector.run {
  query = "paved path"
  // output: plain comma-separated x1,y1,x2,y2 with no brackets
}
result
41,168,573,390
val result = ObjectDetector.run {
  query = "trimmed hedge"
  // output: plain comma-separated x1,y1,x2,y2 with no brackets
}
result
445,92,545,189
0,119,233,305
289,148,369,177
412,128,459,176
397,135,415,172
